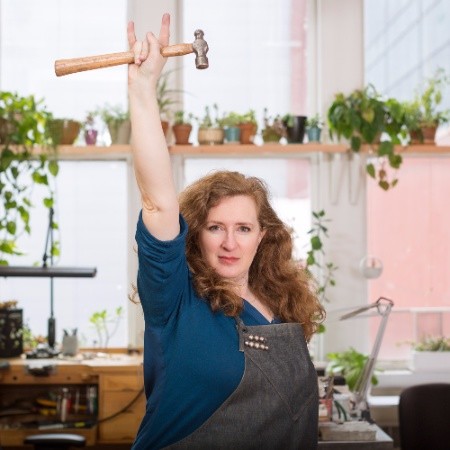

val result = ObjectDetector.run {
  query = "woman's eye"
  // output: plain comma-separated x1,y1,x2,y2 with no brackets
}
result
238,226,251,232
208,225,221,231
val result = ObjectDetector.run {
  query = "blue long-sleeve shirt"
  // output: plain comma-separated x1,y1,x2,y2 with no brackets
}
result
132,213,279,449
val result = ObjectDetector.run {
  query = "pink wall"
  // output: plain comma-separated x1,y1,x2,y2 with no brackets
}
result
367,157,450,359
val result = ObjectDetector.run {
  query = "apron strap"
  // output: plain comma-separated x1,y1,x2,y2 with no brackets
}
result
233,316,248,352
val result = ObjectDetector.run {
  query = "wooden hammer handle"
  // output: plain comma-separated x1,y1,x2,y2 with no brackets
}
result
54,43,194,77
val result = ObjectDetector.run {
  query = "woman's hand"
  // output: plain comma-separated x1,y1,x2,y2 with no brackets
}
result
127,13,171,88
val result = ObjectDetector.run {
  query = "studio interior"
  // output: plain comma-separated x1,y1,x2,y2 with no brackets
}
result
0,1,449,449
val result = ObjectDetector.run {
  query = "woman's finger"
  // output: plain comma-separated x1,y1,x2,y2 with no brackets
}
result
146,32,162,59
127,21,137,49
159,13,170,47
139,37,149,63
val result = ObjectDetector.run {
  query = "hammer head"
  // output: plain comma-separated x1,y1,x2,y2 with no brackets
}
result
193,29,209,69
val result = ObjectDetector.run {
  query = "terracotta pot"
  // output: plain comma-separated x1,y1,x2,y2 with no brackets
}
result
172,123,193,145
410,126,437,145
48,119,81,145
238,122,257,144
161,120,169,137
198,127,224,145
108,119,131,145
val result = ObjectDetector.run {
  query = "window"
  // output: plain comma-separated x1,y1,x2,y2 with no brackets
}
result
364,0,450,361
0,1,314,349
181,0,310,137
0,0,129,347
367,158,450,361
0,161,129,347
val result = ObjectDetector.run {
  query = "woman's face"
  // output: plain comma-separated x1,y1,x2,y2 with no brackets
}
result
199,195,265,284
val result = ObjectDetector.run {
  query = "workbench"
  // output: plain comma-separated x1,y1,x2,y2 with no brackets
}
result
0,353,144,446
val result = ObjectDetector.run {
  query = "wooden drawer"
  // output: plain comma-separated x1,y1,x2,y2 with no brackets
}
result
101,374,143,391
98,391,145,443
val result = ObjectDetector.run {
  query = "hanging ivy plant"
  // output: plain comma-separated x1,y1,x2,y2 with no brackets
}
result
0,91,59,265
327,85,406,190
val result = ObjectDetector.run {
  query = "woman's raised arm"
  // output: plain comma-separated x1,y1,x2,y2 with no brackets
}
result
128,14,180,240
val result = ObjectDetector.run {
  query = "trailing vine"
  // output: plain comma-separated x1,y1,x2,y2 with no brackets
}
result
0,91,59,264
305,210,338,304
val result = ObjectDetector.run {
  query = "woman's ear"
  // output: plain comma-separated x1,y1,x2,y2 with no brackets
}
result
258,228,266,244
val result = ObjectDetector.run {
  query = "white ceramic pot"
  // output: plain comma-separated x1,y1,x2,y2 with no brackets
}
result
409,350,450,372
198,127,224,145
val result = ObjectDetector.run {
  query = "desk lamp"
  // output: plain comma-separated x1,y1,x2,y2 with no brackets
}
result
0,208,96,358
339,296,394,422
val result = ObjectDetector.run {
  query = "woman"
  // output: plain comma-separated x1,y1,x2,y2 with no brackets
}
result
129,13,325,450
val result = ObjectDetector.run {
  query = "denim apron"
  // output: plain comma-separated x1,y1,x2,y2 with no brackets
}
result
164,317,318,450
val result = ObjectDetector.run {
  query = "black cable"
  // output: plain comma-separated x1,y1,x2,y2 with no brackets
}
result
96,386,145,424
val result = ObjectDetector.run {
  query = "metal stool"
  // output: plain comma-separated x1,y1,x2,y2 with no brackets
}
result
24,433,86,450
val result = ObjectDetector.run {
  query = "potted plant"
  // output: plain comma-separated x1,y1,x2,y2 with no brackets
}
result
197,104,224,145
326,347,379,392
262,108,286,143
409,336,450,372
306,114,324,143
89,306,124,349
327,84,404,191
82,111,99,146
282,113,307,143
157,69,180,137
97,103,131,145
172,110,195,145
237,109,258,144
220,111,242,144
0,90,59,264
47,117,81,146
405,68,450,144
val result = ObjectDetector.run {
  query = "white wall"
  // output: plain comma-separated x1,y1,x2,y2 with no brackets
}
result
313,0,369,358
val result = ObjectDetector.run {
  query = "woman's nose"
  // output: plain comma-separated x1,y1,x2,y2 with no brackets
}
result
222,231,237,250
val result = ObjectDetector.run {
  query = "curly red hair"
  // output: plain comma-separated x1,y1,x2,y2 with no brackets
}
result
179,170,325,341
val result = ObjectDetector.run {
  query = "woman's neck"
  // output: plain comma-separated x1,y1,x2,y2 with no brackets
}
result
241,287,274,323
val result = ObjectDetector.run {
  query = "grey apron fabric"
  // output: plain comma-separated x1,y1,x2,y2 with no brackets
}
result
164,317,318,450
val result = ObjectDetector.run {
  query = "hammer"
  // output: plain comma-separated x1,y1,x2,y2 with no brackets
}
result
54,29,209,77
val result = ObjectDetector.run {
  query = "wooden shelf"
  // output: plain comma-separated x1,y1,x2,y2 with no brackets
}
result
7,143,450,160
169,143,347,155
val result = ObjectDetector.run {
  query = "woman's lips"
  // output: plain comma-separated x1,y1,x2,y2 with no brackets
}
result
218,256,239,264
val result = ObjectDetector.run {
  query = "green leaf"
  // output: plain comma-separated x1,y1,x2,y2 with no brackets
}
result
6,221,16,235
366,163,376,178
310,235,322,251
350,135,361,151
43,197,54,208
377,141,393,156
378,180,390,190
48,160,59,176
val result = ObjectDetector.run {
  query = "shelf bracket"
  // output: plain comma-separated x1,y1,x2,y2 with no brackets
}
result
328,152,346,205
348,151,365,205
